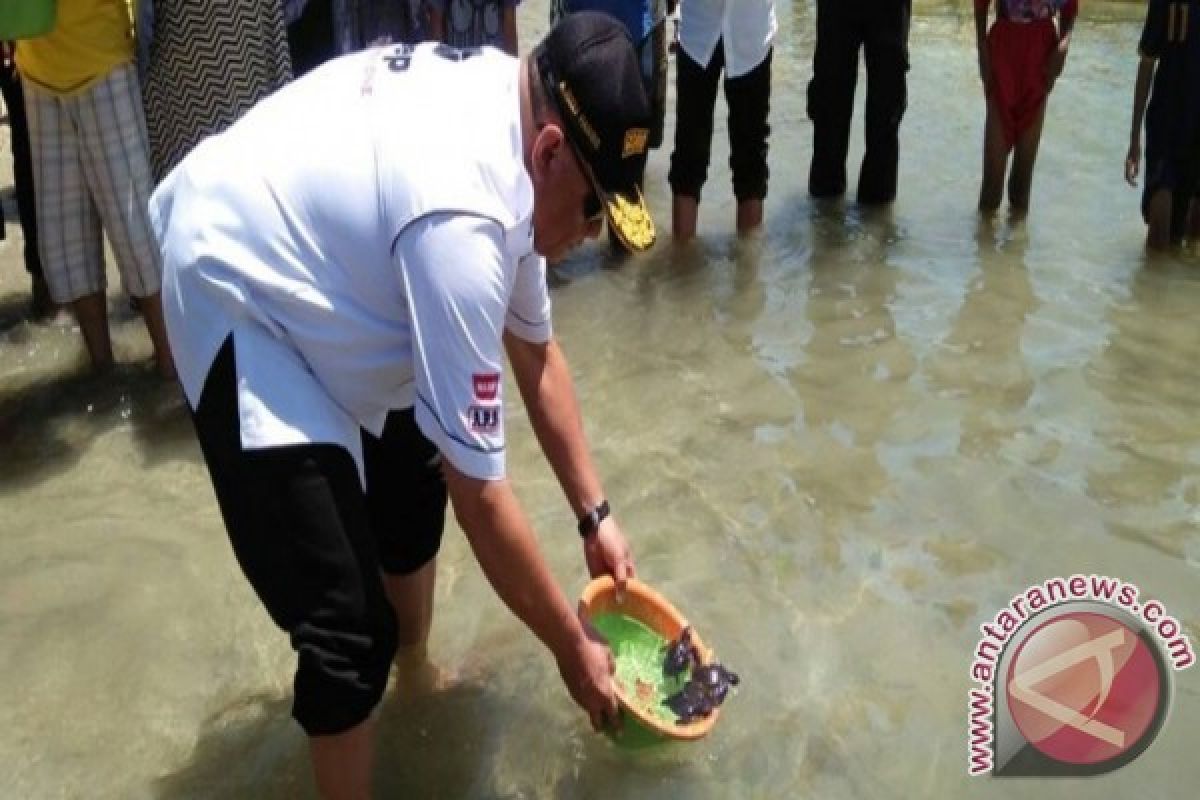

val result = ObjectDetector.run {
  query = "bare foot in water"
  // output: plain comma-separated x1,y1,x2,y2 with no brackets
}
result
392,646,459,699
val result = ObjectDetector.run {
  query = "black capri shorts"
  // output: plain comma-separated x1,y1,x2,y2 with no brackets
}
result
189,336,448,736
669,41,772,202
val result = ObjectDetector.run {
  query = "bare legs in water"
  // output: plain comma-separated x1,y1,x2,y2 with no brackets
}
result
978,93,1047,217
73,290,176,379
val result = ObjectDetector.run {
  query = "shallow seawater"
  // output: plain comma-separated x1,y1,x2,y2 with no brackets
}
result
1,1,1198,798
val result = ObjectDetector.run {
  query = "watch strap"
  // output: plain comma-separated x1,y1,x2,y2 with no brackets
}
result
577,499,610,538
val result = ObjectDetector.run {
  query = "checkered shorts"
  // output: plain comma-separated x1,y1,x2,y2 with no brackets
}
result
23,62,161,303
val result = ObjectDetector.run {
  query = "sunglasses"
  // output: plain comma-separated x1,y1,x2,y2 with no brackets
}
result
561,131,605,225
536,118,604,225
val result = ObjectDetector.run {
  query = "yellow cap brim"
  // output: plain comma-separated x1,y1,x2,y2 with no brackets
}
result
601,186,656,252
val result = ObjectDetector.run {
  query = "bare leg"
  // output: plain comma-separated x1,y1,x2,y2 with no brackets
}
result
672,194,699,243
736,197,764,235
1007,102,1048,214
1186,197,1200,244
1145,188,1173,251
72,291,114,373
978,95,1010,214
310,717,374,800
135,291,177,379
383,560,447,693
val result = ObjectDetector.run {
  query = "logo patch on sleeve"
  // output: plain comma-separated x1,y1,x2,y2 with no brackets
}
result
467,404,500,433
473,373,500,401
623,127,649,158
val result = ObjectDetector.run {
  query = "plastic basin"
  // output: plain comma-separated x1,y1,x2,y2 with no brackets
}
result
579,576,718,741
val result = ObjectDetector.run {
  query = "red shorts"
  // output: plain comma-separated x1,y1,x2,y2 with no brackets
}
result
987,17,1058,147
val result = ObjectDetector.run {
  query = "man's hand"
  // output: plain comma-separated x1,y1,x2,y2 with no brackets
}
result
1125,140,1141,187
977,46,992,91
1045,39,1069,92
555,618,619,732
583,516,635,595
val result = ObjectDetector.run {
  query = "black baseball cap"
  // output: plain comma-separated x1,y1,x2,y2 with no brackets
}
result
535,12,657,251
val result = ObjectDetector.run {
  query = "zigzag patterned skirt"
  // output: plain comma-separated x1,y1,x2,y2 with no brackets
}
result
141,0,293,184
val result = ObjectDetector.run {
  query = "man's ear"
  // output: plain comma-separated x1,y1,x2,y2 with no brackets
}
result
531,123,566,184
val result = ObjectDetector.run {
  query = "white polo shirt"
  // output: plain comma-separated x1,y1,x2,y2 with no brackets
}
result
678,0,777,78
150,44,552,483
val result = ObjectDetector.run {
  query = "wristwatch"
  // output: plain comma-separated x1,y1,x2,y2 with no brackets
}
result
577,499,610,539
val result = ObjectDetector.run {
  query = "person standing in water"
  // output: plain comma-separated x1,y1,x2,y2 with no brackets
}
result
151,14,653,798
668,0,776,242
15,0,175,377
975,0,1077,214
1125,0,1200,250
807,0,912,206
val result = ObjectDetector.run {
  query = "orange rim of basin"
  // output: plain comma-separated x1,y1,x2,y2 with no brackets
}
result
578,576,718,741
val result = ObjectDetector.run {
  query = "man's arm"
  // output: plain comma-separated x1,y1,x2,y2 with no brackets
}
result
1127,0,1167,188
974,1,991,89
504,331,635,589
441,461,619,731
1127,57,1156,187
1045,1,1076,91
394,212,620,729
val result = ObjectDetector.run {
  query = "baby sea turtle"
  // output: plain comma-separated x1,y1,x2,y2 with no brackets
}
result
664,660,741,724
665,679,714,724
663,626,700,677
692,663,740,705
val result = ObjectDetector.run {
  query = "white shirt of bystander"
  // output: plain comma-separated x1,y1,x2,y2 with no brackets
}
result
677,0,777,78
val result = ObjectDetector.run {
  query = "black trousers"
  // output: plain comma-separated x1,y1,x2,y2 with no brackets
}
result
191,337,448,735
0,62,44,278
669,43,772,202
808,0,911,204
